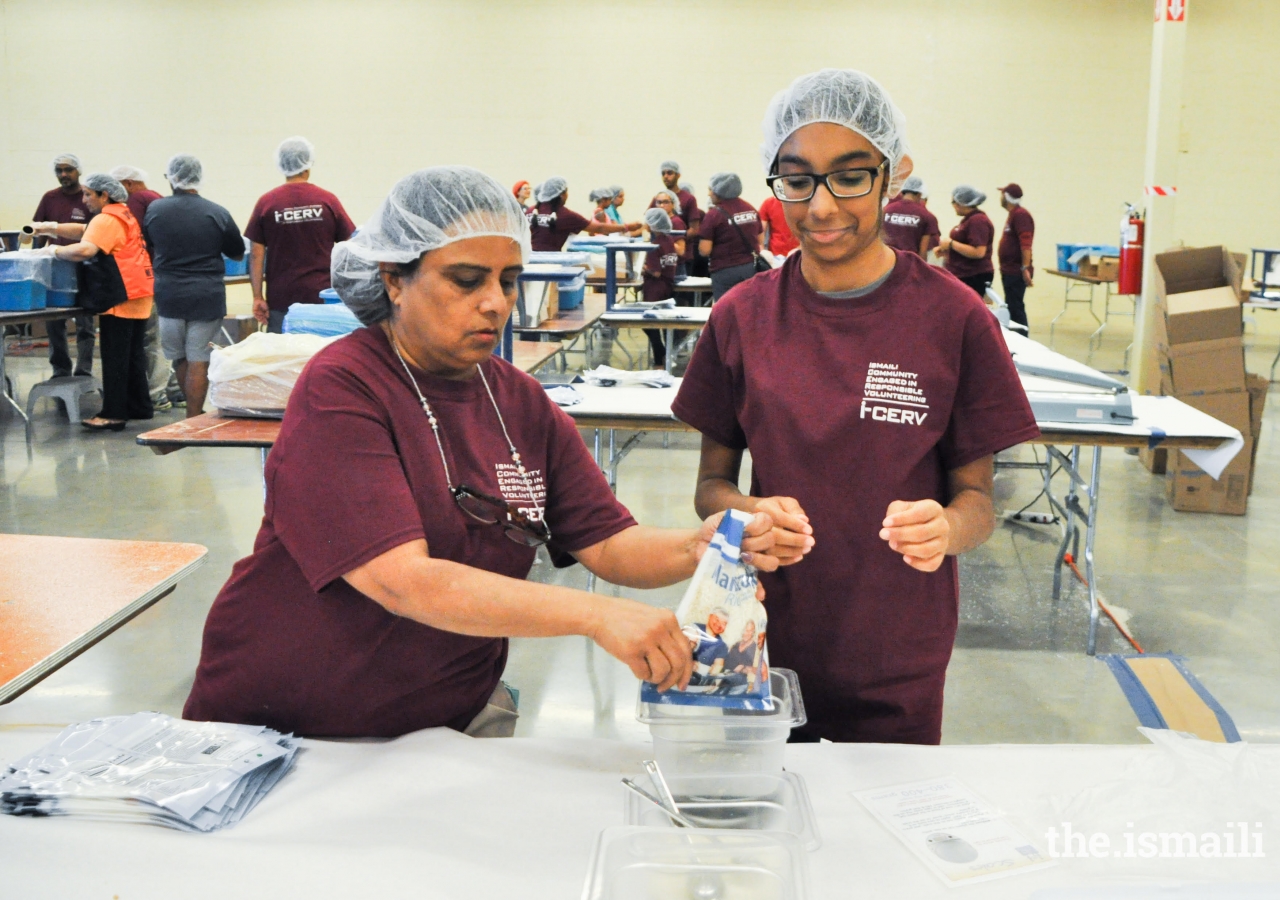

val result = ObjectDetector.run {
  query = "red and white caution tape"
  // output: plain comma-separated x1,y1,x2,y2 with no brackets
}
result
1144,185,1178,196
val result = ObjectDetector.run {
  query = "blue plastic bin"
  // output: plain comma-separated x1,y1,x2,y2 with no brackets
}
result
283,302,360,337
47,259,79,306
224,256,249,276
0,281,47,311
1056,243,1121,273
318,288,341,303
557,273,587,310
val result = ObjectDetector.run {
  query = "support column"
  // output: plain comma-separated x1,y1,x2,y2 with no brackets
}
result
1132,0,1188,393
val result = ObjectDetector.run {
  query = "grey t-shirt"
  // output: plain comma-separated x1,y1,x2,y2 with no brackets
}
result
143,192,244,321
816,263,894,299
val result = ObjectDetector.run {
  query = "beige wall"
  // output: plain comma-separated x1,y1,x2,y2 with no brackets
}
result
2,0,1277,310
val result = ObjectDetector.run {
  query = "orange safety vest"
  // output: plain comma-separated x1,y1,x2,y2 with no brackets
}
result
97,204,154,300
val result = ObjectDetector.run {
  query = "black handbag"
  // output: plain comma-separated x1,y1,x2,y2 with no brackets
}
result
76,251,128,314
718,205,772,273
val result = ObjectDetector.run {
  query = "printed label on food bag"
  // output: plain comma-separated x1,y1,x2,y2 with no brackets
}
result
641,510,773,711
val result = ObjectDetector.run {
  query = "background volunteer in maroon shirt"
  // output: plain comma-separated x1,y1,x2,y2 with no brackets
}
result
656,161,703,274
29,153,95,378
184,166,784,739
246,137,356,333
937,184,996,298
881,174,940,258
640,207,684,368
698,172,763,300
649,190,687,278
673,69,1039,744
997,183,1035,330
527,176,633,252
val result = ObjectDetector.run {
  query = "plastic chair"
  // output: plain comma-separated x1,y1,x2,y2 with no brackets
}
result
24,376,100,441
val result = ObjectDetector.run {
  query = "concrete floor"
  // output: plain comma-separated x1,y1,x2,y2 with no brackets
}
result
1,298,1277,746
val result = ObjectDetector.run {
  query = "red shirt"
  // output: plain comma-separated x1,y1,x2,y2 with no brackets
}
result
758,196,798,256
881,197,940,257
671,252,1039,743
700,198,761,273
642,232,681,302
245,182,356,312
33,187,89,246
528,201,591,252
944,210,996,279
184,326,635,737
998,206,1035,276
126,189,163,228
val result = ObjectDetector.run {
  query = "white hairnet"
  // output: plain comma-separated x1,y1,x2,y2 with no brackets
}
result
654,189,682,216
166,154,203,190
109,165,148,183
659,160,681,175
643,208,672,233
52,153,81,172
760,69,910,195
536,177,568,204
607,185,623,199
589,188,611,203
331,166,532,326
679,181,693,193
952,184,986,207
81,173,128,204
277,136,314,176
708,172,742,201
900,175,925,195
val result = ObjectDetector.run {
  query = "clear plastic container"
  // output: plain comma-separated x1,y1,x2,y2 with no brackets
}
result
623,771,820,851
582,826,810,900
636,669,805,776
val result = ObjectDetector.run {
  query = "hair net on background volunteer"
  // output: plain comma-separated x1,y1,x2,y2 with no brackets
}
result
759,68,910,195
52,153,81,171
659,160,681,175
81,173,127,203
109,165,148,183
331,166,532,327
607,185,623,199
643,208,673,233
654,189,683,216
900,175,925,195
536,177,568,203
166,154,203,190
708,172,742,200
588,188,611,203
276,136,315,176
952,184,986,207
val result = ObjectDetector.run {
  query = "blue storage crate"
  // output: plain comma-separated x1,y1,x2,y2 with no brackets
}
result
224,255,249,276
557,273,586,310
51,259,79,292
46,290,77,307
318,288,341,303
0,281,47,311
1056,243,1121,273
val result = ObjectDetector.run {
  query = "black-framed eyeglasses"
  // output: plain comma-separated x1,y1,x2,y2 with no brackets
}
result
452,483,551,547
766,160,889,203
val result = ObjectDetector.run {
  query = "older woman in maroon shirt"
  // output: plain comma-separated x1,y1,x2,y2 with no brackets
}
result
184,167,781,738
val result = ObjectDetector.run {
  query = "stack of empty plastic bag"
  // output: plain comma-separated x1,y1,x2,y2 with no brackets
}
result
583,365,674,388
208,331,336,418
282,301,361,337
0,712,298,833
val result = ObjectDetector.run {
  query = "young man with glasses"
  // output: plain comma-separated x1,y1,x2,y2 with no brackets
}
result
673,69,1039,745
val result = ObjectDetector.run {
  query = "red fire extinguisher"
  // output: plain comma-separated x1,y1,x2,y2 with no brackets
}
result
1118,204,1144,295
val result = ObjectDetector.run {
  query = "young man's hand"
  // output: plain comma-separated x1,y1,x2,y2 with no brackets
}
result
879,499,950,572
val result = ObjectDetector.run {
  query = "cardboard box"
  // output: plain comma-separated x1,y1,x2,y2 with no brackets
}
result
1160,337,1246,395
1153,245,1245,299
1094,256,1120,281
1245,373,1268,438
1162,286,1242,345
1166,438,1253,515
1174,388,1251,433
1139,446,1168,475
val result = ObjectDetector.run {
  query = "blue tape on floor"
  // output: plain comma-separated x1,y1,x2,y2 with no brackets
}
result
1100,653,1241,742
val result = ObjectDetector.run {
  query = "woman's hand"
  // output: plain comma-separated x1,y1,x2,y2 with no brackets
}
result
936,237,951,254
879,499,951,572
586,596,693,692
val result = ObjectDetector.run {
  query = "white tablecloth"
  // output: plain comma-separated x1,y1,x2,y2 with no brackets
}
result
1,726,1275,898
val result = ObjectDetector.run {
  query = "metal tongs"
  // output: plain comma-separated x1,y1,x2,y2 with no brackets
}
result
621,759,696,828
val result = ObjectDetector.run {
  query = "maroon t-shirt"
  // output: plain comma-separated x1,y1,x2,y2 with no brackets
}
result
529,201,591,252
672,252,1039,743
998,206,1035,276
882,198,940,258
184,327,636,737
126,189,163,228
650,190,702,261
944,210,996,279
700,199,761,272
33,187,90,246
245,182,356,312
642,232,681,302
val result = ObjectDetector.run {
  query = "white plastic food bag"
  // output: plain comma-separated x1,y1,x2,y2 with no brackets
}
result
641,508,772,711
207,331,336,418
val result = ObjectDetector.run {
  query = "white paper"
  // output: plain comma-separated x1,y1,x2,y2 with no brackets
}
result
854,776,1056,886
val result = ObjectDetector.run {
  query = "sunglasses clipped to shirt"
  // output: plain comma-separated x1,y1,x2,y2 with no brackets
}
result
766,159,889,203
452,483,551,547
